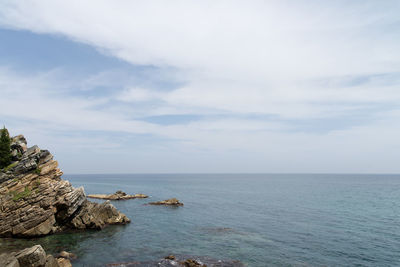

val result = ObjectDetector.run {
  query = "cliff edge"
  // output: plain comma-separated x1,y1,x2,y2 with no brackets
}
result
0,135,130,237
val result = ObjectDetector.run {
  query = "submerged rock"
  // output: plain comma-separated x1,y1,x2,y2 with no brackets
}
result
88,190,148,200
181,258,206,267
148,198,184,206
0,135,130,238
164,255,176,260
0,245,71,267
106,255,244,267
57,251,77,260
56,258,72,267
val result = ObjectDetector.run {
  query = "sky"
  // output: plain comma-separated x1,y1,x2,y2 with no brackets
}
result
0,0,399,174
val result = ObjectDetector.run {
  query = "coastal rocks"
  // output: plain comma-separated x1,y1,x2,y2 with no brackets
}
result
0,245,71,267
0,135,130,238
149,198,184,206
88,190,148,200
180,259,206,267
107,255,244,267
45,255,60,267
55,258,72,267
15,245,46,267
57,251,77,261
70,200,130,229
10,135,27,162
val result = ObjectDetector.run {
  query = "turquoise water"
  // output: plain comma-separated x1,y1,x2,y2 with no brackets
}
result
2,174,400,266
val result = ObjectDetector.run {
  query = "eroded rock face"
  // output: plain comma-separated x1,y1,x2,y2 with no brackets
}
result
88,190,148,200
148,198,184,206
0,135,130,238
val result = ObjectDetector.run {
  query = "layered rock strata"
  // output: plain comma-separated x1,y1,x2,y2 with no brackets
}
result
88,190,148,200
0,135,130,238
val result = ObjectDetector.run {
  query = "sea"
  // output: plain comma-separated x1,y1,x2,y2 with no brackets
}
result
1,174,400,266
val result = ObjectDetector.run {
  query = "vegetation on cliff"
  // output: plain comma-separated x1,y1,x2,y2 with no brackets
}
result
0,127,11,169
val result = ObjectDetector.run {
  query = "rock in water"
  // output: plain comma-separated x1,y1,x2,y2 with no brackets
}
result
56,251,77,260
0,135,130,238
148,198,184,206
56,258,72,267
107,255,244,267
88,190,148,200
0,245,69,267
15,245,46,267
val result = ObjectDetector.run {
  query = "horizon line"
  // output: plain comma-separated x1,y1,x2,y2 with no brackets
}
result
63,172,400,175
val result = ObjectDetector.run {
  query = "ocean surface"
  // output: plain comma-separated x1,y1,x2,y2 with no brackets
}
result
1,174,400,266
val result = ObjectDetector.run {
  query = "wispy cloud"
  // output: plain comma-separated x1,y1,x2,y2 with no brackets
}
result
0,1,399,173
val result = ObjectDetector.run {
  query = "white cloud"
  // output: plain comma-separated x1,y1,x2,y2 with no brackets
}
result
0,1,399,172
117,87,166,102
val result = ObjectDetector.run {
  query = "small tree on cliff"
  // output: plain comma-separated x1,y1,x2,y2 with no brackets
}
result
0,126,11,169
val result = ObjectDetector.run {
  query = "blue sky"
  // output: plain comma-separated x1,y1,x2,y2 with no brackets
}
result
0,0,399,173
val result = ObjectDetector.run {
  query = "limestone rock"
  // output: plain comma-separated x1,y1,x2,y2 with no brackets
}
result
56,251,76,260
0,134,130,238
88,190,148,200
0,253,20,267
56,258,72,267
148,198,184,206
70,200,130,229
45,255,59,267
15,245,46,267
0,245,73,267
10,135,27,162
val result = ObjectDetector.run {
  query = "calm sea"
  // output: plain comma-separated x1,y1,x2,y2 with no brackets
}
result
1,174,400,266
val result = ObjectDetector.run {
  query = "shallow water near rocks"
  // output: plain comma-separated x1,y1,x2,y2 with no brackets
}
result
1,174,400,266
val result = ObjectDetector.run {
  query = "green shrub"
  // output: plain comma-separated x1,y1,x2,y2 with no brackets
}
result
0,127,11,169
10,186,32,201
34,178,40,188
34,167,42,175
3,162,17,172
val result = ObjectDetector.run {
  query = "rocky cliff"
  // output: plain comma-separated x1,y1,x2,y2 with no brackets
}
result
0,135,130,237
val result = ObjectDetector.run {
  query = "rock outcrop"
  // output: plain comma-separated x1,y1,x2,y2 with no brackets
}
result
148,198,184,206
88,190,148,200
106,255,244,267
0,135,130,238
0,245,72,267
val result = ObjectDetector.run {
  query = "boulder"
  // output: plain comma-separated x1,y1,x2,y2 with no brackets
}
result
56,251,77,260
0,253,20,267
15,245,46,267
56,258,72,267
149,198,184,206
0,245,65,267
45,255,59,267
0,134,130,238
70,200,130,229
